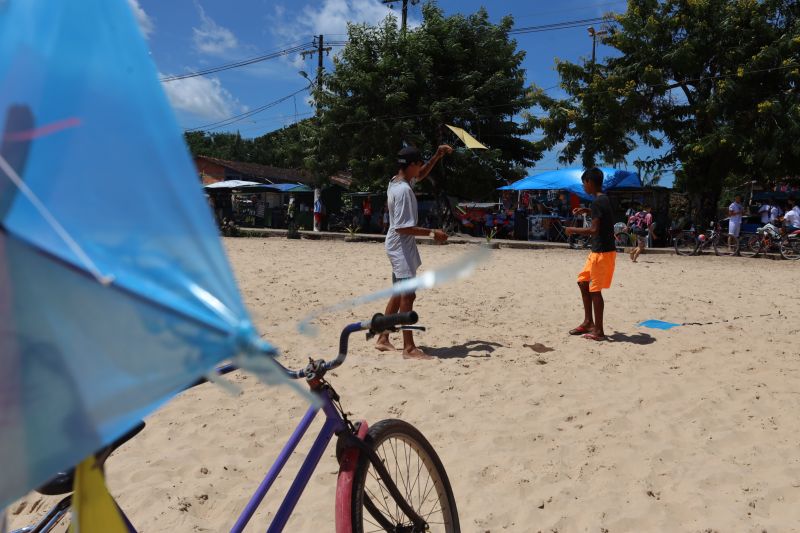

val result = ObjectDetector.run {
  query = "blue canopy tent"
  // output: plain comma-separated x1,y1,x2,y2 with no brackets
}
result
498,167,642,201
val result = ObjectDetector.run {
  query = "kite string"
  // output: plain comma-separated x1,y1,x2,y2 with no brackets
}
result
0,153,113,285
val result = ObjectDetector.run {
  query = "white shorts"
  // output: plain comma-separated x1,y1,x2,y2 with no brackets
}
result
728,220,741,237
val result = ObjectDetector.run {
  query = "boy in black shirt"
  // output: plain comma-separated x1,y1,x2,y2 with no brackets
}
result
565,168,617,341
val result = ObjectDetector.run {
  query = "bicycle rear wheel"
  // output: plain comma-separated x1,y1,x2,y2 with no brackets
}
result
739,235,762,258
780,237,800,260
351,419,460,533
714,233,739,256
673,233,696,256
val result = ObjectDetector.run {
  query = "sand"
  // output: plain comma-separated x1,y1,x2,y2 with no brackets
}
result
7,238,800,532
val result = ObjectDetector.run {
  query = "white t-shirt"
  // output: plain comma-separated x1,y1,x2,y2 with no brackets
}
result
758,204,771,224
784,208,800,228
729,202,743,223
385,178,421,279
770,205,783,223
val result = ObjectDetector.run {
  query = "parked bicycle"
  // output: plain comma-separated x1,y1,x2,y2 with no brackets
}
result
671,222,738,256
567,214,592,249
12,312,460,533
613,222,635,251
740,223,800,260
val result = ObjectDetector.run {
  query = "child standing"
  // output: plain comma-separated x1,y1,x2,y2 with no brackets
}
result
565,168,617,341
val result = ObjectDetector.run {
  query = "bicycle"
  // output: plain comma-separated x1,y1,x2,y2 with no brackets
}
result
741,223,799,260
671,222,738,256
567,214,592,249
780,229,800,260
613,223,635,251
11,312,460,533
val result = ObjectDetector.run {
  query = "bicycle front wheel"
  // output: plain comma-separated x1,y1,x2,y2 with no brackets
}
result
780,237,800,260
673,233,696,256
714,233,739,256
351,419,460,533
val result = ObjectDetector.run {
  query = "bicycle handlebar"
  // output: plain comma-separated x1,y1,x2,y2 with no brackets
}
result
288,312,420,380
200,313,421,382
369,311,418,334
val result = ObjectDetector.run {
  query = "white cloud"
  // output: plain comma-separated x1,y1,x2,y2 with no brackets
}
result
128,0,154,38
161,75,242,120
193,3,239,56
271,0,415,42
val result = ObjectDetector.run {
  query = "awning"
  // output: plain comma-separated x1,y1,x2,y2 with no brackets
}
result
498,167,642,201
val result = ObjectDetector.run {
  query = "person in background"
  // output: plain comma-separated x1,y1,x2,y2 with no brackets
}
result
770,202,783,225
628,204,653,263
362,196,373,233
728,194,744,239
782,201,800,233
381,205,389,234
758,201,771,224
313,191,323,232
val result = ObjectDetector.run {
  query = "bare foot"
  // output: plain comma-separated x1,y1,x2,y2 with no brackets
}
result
375,339,396,352
402,347,434,360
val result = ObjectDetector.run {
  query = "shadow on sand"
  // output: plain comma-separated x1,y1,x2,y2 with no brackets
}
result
420,340,503,359
607,331,657,345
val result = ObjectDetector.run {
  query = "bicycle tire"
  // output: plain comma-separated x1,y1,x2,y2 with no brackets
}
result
673,233,696,256
614,232,633,251
739,234,762,258
780,237,800,260
713,233,739,256
350,419,460,533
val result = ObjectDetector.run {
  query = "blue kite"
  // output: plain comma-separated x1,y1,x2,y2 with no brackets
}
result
0,0,289,510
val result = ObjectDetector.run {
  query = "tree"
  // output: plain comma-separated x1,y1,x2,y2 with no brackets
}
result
529,0,799,220
315,2,538,199
527,57,660,169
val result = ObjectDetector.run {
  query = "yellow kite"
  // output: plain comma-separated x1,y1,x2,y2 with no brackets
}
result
446,124,487,150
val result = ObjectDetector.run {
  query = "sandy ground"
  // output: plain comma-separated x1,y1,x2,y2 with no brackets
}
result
7,238,800,532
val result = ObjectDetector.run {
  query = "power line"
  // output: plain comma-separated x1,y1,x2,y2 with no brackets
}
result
185,86,310,132
509,16,609,35
160,42,314,82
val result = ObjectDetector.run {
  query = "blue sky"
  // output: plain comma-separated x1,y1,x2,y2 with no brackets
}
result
132,0,673,185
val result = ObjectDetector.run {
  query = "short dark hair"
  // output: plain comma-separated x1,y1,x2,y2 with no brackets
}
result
581,167,604,188
397,146,423,169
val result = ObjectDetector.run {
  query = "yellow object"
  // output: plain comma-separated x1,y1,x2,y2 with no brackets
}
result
69,456,127,533
445,125,487,149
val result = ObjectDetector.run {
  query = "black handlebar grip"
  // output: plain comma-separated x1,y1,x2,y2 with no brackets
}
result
370,311,418,333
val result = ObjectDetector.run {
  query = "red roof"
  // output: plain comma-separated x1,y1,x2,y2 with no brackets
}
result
195,156,314,185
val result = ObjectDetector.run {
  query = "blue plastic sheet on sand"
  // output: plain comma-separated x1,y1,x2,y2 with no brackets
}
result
638,320,682,330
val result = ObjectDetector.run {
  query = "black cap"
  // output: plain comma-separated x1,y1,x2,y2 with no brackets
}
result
398,146,422,165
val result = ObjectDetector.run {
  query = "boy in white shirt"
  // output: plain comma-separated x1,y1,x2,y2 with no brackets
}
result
728,195,744,237
376,144,452,359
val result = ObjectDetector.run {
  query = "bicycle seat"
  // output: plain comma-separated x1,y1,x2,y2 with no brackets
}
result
36,421,145,496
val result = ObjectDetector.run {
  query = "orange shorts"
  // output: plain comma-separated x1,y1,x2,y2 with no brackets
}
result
577,251,616,292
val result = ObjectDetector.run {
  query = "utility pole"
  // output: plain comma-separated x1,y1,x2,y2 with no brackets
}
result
585,26,608,168
381,0,419,33
300,35,332,97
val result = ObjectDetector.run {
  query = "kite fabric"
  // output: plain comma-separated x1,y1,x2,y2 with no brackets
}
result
446,125,488,150
0,0,290,507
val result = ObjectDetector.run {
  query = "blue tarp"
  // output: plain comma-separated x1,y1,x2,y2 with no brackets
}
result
498,168,642,201
264,183,314,193
0,0,289,507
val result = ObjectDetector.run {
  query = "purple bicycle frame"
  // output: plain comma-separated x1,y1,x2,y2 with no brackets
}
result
230,389,346,533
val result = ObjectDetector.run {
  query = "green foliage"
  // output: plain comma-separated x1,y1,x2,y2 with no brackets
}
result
315,3,538,199
184,120,312,170
528,0,799,212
